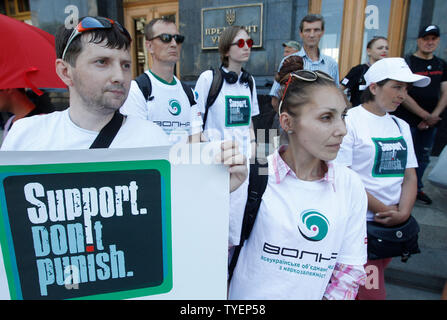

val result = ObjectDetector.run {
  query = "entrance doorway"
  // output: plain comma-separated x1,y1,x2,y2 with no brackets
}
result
123,0,179,78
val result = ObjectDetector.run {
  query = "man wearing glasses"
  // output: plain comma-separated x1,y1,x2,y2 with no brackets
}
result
1,16,169,150
120,18,202,144
1,17,247,195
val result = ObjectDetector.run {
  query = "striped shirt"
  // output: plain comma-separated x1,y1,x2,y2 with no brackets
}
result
270,48,340,98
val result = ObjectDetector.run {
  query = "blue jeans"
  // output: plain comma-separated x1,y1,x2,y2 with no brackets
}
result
410,126,438,191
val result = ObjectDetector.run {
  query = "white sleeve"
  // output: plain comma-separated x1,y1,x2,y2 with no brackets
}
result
335,117,355,167
193,71,213,115
0,118,30,151
269,80,281,98
400,119,418,169
251,76,260,117
336,171,368,265
190,102,203,135
120,80,149,120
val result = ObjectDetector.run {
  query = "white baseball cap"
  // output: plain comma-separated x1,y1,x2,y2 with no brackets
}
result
364,57,431,87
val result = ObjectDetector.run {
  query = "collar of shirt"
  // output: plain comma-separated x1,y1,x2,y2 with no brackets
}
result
271,145,336,191
298,48,325,65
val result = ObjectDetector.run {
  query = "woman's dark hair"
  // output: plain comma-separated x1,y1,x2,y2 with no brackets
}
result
275,55,304,83
219,26,247,67
56,16,131,66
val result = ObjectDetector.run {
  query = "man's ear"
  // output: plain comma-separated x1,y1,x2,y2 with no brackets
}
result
145,40,154,54
55,58,73,87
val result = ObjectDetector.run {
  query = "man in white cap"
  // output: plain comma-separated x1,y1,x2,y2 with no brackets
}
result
393,24,447,205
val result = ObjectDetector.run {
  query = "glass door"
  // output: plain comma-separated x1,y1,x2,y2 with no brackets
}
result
310,0,410,80
361,0,391,63
320,0,345,63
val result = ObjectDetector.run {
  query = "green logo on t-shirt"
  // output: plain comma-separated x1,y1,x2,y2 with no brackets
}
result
168,99,181,116
297,210,330,242
225,96,251,127
372,137,408,177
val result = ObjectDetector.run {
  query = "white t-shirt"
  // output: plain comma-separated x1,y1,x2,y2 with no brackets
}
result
336,106,418,221
120,70,202,144
229,149,367,300
194,69,260,159
0,109,170,151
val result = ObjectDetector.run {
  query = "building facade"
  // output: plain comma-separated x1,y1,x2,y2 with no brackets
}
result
2,0,446,153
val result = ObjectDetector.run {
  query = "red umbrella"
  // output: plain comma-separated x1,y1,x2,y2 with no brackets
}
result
0,14,66,95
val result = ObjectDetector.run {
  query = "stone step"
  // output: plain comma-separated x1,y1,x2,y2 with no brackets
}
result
385,246,447,293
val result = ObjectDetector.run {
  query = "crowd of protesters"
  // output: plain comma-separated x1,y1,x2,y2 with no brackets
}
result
0,12,446,300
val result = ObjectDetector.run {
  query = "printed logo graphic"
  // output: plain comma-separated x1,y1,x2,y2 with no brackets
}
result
168,99,181,116
372,136,407,177
225,95,251,127
297,210,330,242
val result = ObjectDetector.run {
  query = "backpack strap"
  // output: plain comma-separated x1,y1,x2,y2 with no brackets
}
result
135,72,196,107
228,159,269,281
89,110,124,149
203,68,224,129
135,72,153,102
180,81,197,106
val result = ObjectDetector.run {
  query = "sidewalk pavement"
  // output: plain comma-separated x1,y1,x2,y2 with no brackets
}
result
385,156,447,300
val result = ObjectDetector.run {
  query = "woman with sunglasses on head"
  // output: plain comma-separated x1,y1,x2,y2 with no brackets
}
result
336,58,430,300
340,36,389,107
194,26,260,249
228,70,369,300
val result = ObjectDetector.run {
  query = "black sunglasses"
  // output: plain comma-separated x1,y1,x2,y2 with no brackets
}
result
148,33,185,44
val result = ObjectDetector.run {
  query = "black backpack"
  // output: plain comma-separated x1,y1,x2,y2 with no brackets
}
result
228,159,269,281
135,72,196,106
202,67,254,130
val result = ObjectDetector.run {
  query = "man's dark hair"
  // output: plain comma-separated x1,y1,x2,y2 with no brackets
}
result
144,17,176,41
299,14,325,32
55,16,131,66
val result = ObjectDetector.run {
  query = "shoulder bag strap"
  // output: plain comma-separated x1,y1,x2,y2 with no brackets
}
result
89,111,124,149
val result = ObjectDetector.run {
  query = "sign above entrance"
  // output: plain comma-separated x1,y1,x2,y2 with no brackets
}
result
201,3,263,50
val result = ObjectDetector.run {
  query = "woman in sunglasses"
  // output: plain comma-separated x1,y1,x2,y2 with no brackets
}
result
194,26,260,248
229,70,369,300
336,58,430,300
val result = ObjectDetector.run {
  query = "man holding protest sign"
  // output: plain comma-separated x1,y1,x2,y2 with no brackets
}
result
0,16,247,300
0,16,247,191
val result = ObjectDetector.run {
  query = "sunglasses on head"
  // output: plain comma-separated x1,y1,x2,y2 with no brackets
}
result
62,16,131,61
231,38,254,48
148,33,185,44
278,70,334,114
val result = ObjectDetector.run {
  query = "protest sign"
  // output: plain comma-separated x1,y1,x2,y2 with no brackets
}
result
0,145,229,299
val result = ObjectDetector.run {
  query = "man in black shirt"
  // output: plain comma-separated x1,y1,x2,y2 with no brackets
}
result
394,25,447,204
